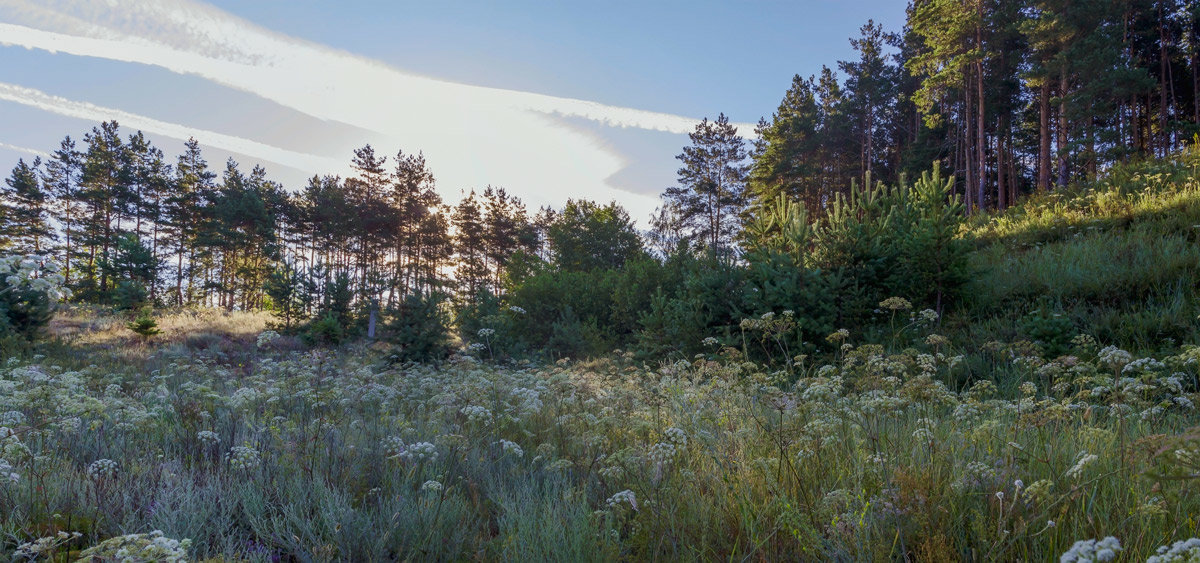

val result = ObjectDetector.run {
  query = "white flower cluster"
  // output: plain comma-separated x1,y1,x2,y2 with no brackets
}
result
401,441,438,463
478,328,496,338
227,446,261,471
0,458,18,484
16,531,82,558
1123,357,1166,375
663,427,688,448
461,405,493,426
1097,346,1132,370
1147,538,1200,563
0,254,70,301
511,387,543,413
507,305,526,314
421,479,443,492
1059,536,1122,563
87,458,119,480
77,530,192,563
498,439,524,458
256,330,281,349
1065,452,1098,480
606,489,637,510
197,430,220,445
701,336,720,347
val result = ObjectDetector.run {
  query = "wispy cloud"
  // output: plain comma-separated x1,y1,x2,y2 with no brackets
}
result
0,82,345,172
0,141,51,159
0,0,751,217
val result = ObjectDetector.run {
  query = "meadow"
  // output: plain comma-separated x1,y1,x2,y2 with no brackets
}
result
0,302,1199,561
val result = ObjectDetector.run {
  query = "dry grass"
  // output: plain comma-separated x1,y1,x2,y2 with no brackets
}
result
48,306,273,363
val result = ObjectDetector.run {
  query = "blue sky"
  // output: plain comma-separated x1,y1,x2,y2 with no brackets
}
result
0,0,906,222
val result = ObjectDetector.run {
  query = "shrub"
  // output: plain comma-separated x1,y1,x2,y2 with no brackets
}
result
303,313,345,346
386,293,453,362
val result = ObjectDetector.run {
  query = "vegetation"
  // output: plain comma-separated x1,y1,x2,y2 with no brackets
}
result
0,1,1199,559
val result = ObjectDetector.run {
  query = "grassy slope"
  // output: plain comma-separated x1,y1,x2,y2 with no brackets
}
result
958,147,1200,354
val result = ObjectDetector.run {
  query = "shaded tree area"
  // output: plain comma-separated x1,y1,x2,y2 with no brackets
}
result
749,1,1200,214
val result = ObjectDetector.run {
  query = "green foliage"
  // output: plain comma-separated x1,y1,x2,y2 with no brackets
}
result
1019,303,1075,357
126,305,162,338
304,313,345,346
385,292,453,362
0,275,54,342
265,260,306,330
99,233,159,306
546,199,644,272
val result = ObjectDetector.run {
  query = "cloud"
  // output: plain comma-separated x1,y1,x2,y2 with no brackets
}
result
0,0,753,218
0,82,345,173
0,141,51,159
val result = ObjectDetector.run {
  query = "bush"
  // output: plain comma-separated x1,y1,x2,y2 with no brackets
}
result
386,293,453,363
0,255,65,342
303,314,345,346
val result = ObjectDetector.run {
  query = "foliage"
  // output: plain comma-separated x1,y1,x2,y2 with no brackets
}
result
303,313,345,346
126,306,162,339
385,292,453,363
0,319,1197,560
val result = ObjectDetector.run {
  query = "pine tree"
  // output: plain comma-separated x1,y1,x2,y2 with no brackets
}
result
43,137,83,285
750,75,824,211
2,158,55,254
662,113,749,256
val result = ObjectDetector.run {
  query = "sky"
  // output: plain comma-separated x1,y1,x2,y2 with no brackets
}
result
0,0,906,224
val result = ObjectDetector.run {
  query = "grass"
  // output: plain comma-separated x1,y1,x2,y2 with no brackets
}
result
957,148,1200,355
0,315,1198,560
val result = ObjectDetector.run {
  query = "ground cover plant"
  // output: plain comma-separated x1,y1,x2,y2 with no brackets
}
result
0,299,1198,560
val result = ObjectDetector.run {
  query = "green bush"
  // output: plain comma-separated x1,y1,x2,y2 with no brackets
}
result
386,293,453,363
304,313,345,346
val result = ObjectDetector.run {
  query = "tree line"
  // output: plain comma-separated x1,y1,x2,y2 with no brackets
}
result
750,0,1199,217
0,122,585,319
1,0,1197,356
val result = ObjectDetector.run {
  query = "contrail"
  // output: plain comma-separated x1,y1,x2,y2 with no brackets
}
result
0,141,51,159
0,82,345,173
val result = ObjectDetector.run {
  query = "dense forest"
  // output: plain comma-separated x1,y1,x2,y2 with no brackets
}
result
2,0,1199,356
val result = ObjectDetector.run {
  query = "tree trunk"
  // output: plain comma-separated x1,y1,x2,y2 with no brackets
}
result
1038,81,1051,191
1057,74,1069,189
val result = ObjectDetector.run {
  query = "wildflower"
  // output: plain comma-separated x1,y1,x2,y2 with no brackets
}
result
0,458,18,484
255,330,280,348
701,336,720,347
918,308,939,323
421,480,443,492
995,491,1004,500
1059,536,1122,563
197,430,220,445
498,439,524,458
1147,538,1200,563
925,333,949,347
606,489,638,511
507,305,526,314
401,441,438,463
77,531,191,562
87,459,118,480
1020,382,1037,396
478,328,496,338
227,446,261,471
1065,452,1098,480
461,405,494,425
879,296,912,311
826,329,850,342
1097,346,1132,371
663,427,688,447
